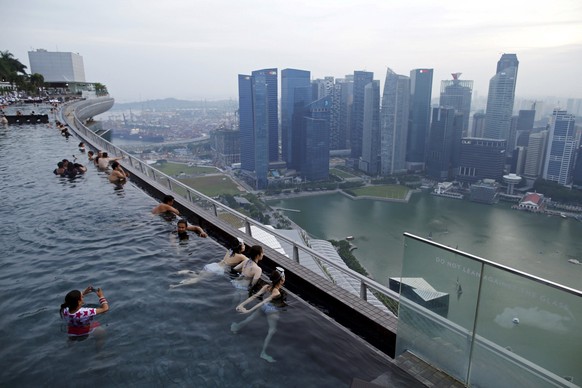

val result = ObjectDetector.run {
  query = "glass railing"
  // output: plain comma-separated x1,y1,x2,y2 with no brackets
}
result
63,101,400,317
397,233,581,387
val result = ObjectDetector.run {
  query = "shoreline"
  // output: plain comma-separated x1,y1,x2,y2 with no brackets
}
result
264,188,413,203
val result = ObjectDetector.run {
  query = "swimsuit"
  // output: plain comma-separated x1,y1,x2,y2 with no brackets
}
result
62,307,100,336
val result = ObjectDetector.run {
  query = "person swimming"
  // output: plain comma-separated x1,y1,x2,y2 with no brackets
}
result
232,268,287,363
60,286,109,341
232,245,263,292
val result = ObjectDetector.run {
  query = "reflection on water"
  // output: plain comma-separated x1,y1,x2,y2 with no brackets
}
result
270,193,582,290
0,124,419,387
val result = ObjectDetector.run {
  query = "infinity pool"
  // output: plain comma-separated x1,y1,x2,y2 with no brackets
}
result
0,121,420,387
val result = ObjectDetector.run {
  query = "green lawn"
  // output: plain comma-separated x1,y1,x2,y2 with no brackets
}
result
152,161,218,176
330,168,356,179
349,184,409,200
177,175,243,197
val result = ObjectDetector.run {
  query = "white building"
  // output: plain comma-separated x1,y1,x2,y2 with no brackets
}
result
28,49,86,83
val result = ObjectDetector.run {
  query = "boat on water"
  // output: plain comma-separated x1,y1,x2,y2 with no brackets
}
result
560,213,567,219
346,236,354,241
568,259,581,265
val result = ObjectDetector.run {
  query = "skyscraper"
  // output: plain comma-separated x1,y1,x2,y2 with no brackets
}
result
457,138,506,183
281,69,311,169
300,96,332,181
238,68,278,189
351,71,374,159
380,68,409,176
484,54,519,142
543,109,577,186
523,130,548,180
426,107,463,181
407,68,433,167
360,80,381,175
439,73,473,135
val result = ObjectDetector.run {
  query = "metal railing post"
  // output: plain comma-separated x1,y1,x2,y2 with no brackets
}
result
293,245,300,264
212,203,218,217
360,282,368,301
245,219,252,236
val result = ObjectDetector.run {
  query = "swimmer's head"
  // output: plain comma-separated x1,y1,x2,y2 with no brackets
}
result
231,237,245,254
111,161,120,169
162,195,175,205
59,289,82,317
270,269,285,286
177,219,188,233
249,245,263,262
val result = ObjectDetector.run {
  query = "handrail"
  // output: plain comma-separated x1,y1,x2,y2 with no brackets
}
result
61,100,401,312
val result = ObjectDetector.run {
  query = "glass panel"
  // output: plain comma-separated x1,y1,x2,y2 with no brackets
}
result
470,264,581,387
397,235,482,383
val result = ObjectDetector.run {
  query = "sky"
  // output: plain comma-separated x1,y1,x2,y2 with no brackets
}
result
3,0,582,103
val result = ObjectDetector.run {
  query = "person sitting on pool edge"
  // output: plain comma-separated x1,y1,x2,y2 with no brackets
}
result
174,218,208,240
232,267,287,363
60,286,109,340
152,195,181,216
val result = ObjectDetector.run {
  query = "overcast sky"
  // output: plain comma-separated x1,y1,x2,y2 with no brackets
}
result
4,0,582,103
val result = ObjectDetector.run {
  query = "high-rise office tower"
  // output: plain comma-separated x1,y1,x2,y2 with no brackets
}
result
543,109,577,186
523,130,548,180
439,73,473,135
426,107,463,181
336,77,353,151
311,76,334,101
300,96,332,181
351,71,374,159
484,54,519,142
28,49,86,82
360,80,381,175
472,112,486,138
407,68,433,167
238,68,278,189
380,68,409,176
457,138,506,183
281,69,311,169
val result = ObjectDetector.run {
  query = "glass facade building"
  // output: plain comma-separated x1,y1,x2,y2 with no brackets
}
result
543,109,577,186
380,68,409,176
351,71,374,159
484,54,519,142
439,73,473,135
407,68,433,165
456,138,506,183
360,80,380,175
426,107,463,181
281,69,311,169
300,96,331,181
238,68,278,189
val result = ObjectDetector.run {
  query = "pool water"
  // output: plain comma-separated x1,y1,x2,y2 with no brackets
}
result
0,122,420,387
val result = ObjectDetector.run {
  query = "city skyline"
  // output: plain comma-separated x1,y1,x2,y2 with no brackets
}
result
3,0,582,102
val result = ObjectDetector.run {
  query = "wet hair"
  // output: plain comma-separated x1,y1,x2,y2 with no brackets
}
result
78,142,84,147
111,161,119,169
88,150,94,156
60,290,81,318
249,245,263,262
102,152,108,158
269,270,282,284
162,195,175,204
229,237,245,256
57,161,64,168
177,219,188,227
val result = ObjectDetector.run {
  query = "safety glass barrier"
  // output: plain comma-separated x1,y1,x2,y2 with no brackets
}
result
399,234,580,387
469,264,580,387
